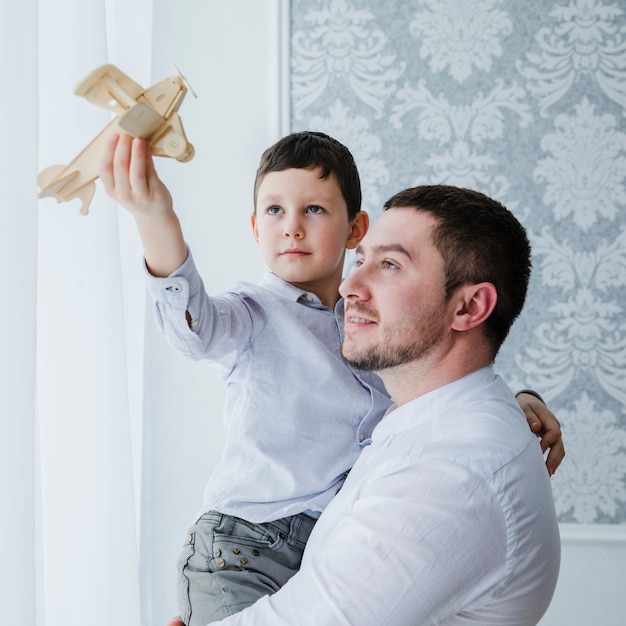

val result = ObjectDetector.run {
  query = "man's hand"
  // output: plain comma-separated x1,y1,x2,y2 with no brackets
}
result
166,617,185,626
517,393,565,475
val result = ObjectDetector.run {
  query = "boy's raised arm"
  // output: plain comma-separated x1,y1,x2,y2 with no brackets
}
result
99,132,188,277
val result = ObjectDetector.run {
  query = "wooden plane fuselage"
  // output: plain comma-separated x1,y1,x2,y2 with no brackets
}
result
37,64,195,215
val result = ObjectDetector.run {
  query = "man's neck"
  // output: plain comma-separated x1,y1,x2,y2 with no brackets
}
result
379,341,493,407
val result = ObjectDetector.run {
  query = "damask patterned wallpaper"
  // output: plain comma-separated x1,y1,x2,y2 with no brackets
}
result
289,0,626,525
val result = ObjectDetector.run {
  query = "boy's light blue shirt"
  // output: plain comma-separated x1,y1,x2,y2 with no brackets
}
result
145,249,392,524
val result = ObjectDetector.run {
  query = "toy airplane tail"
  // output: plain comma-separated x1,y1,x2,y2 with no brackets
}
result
37,165,95,216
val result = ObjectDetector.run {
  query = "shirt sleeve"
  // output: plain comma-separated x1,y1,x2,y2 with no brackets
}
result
210,458,508,626
144,247,256,368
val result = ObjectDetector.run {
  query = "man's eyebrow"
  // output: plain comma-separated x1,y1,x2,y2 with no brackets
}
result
355,243,413,260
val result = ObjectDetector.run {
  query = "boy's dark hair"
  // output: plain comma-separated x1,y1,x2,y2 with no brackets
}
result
384,185,532,356
253,131,362,220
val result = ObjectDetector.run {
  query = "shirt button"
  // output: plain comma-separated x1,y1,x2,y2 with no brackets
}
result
359,433,366,443
166,284,183,293
305,294,314,302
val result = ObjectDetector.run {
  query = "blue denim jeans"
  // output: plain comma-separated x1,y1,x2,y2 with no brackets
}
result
177,510,317,625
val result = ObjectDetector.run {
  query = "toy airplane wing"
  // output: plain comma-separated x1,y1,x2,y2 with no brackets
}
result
74,64,144,114
118,102,166,139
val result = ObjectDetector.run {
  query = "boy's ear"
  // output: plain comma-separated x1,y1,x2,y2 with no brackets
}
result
346,211,369,249
250,214,260,244
451,282,497,332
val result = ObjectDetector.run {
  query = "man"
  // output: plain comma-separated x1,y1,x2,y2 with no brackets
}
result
172,185,561,625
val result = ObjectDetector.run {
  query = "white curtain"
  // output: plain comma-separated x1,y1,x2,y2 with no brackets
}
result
1,2,39,624
2,0,151,624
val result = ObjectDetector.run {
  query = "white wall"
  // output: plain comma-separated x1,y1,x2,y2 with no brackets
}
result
540,525,626,625
143,1,285,622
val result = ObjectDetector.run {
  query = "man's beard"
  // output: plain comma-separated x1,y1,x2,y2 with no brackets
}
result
341,312,445,372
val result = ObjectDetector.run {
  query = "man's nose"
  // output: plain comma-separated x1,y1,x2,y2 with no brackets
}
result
340,266,367,300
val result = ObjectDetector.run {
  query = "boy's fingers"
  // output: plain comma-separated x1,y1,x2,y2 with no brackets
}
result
528,417,541,433
111,132,134,193
99,131,169,211
99,133,120,192
129,137,151,196
545,440,565,475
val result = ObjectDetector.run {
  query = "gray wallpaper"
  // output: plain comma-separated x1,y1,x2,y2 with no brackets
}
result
289,0,626,525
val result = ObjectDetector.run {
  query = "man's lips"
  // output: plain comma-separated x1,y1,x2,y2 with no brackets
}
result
345,306,377,325
347,316,374,324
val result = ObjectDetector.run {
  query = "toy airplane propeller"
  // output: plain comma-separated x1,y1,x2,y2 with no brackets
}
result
37,63,196,215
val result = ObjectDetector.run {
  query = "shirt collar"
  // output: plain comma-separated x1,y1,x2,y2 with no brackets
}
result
377,366,497,435
259,270,335,310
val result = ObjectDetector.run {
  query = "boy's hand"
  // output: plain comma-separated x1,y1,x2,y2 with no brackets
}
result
166,617,184,626
99,132,187,276
99,132,173,218
517,393,565,475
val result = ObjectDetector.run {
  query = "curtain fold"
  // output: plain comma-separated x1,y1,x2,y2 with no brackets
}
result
0,1,39,623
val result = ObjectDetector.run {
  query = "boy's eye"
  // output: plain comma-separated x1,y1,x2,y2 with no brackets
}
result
267,206,283,215
306,205,325,214
383,260,399,270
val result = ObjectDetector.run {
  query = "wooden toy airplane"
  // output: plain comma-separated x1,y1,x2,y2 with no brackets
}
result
37,63,196,215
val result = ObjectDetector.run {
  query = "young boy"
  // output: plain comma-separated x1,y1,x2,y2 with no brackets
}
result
99,131,562,625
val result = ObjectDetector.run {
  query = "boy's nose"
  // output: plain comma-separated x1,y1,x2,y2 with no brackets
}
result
283,218,304,239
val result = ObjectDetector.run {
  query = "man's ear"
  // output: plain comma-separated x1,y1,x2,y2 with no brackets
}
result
346,211,369,249
250,214,260,244
451,282,498,332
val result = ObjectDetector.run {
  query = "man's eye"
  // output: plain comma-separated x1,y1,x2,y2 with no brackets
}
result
267,206,283,215
383,260,399,269
306,205,325,214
